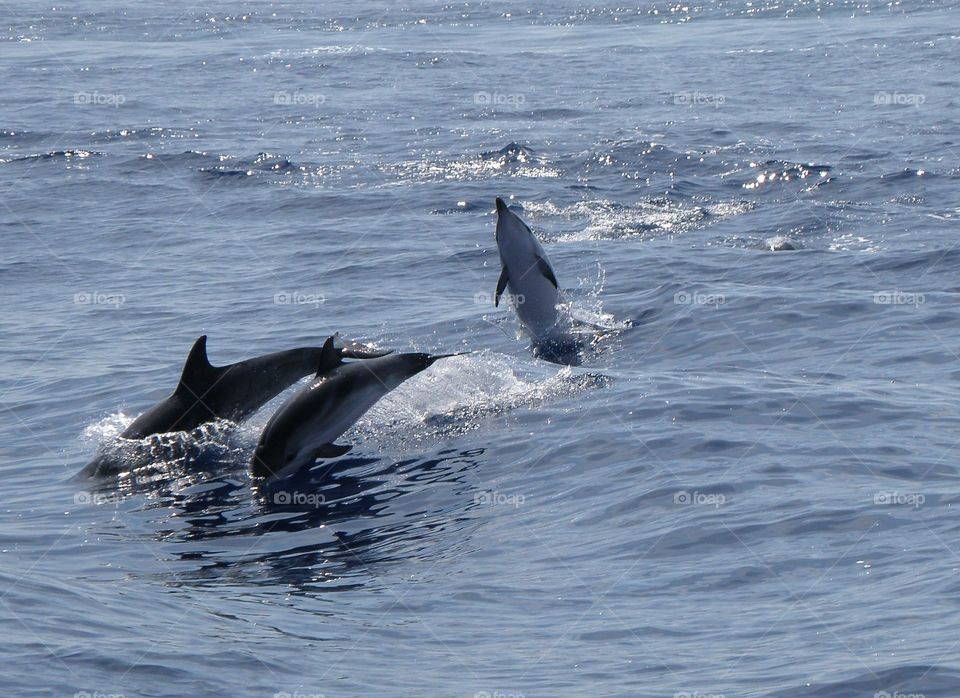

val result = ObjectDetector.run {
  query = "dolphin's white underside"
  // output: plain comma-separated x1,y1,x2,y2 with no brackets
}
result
496,206,561,338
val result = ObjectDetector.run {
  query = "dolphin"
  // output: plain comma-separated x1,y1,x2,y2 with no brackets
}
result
79,335,391,478
118,334,390,440
251,342,457,480
493,197,562,341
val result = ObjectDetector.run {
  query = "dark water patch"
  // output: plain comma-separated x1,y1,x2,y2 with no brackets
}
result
864,247,960,273
88,126,198,143
0,128,49,144
488,107,588,120
136,450,487,591
880,167,935,182
197,151,305,178
137,149,223,167
431,200,485,214
871,463,958,481
1,149,104,164
781,665,960,698
738,159,834,193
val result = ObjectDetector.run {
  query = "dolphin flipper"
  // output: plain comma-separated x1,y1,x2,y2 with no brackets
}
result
535,254,559,289
494,267,509,307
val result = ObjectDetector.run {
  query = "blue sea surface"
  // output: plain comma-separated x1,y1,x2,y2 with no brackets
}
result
2,1,960,696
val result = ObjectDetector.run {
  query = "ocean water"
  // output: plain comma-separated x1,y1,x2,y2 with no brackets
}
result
3,0,960,695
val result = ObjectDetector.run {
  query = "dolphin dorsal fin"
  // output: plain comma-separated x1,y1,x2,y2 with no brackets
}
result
175,335,217,395
315,336,340,377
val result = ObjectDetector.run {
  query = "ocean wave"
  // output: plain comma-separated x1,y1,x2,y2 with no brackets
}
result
381,142,563,183
337,352,611,447
1,149,103,164
518,197,752,242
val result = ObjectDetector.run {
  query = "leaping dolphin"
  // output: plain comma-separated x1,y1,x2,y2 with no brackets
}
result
493,197,562,341
119,334,389,439
251,340,458,480
80,334,390,477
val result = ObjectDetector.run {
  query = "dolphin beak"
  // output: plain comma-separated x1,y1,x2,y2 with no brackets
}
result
495,197,509,214
426,351,470,366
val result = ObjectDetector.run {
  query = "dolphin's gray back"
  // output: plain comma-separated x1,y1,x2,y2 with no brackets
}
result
251,353,440,478
212,346,327,421
259,353,405,440
120,340,330,439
